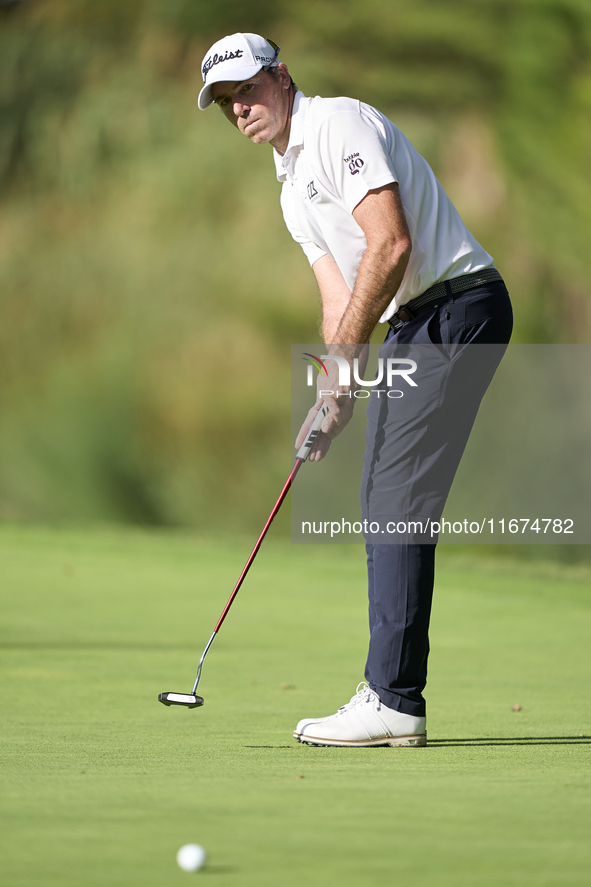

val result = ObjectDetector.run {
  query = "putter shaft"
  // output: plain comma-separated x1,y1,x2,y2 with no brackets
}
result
189,403,329,694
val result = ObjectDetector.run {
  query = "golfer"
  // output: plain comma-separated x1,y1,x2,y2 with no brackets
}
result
198,33,513,747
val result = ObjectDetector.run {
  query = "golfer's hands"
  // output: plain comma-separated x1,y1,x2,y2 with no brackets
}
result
295,393,355,462
295,345,368,461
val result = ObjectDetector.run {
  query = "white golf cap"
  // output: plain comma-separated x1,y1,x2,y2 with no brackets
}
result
198,33,280,110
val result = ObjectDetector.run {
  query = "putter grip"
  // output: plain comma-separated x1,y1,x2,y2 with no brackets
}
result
296,402,330,462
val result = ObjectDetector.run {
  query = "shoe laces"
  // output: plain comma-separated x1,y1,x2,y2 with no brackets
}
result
338,681,379,713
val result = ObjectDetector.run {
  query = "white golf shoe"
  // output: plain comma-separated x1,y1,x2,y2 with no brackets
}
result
294,682,427,747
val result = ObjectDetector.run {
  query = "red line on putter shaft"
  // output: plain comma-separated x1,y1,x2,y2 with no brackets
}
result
213,458,304,633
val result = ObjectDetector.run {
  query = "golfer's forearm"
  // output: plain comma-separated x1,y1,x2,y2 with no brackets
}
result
333,239,411,346
312,254,353,343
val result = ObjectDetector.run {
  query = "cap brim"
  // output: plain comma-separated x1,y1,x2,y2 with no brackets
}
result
198,63,264,110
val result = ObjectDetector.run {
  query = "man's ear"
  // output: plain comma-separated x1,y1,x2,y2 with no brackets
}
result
276,62,292,89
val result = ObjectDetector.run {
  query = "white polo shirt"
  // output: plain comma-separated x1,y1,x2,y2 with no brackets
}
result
274,92,494,321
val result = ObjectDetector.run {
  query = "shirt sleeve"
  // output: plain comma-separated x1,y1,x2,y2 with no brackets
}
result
280,184,327,267
315,108,397,214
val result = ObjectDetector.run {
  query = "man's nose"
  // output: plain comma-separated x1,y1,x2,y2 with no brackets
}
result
233,101,249,118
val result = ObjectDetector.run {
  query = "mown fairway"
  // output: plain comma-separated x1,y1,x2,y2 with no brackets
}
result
1,526,590,886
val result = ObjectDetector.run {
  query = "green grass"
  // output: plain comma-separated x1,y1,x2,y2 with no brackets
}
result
1,526,590,886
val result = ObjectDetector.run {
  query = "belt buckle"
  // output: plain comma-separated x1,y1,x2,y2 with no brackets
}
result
390,305,414,329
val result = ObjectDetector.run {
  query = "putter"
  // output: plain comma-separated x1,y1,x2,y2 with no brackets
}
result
159,402,329,709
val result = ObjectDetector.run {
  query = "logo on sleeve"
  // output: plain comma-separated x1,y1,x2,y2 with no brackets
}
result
344,153,365,175
307,180,319,200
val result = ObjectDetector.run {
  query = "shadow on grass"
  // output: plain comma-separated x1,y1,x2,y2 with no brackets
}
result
244,736,590,749
429,736,589,746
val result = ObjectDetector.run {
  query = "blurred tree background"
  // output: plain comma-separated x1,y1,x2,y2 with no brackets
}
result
0,0,590,532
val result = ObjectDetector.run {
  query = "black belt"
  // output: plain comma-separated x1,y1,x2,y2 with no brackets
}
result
387,268,503,332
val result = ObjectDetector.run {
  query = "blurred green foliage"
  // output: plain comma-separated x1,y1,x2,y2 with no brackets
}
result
0,0,590,531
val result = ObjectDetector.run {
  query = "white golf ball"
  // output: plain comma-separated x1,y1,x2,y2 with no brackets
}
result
176,843,207,872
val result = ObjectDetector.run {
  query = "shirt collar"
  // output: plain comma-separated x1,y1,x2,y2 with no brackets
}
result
273,91,309,182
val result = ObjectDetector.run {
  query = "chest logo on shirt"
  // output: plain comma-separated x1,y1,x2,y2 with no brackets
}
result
306,180,319,200
344,153,365,175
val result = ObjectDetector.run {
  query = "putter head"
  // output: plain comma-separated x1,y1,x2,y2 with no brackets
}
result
158,692,204,709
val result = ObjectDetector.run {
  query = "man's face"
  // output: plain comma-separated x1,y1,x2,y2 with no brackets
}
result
211,64,293,153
